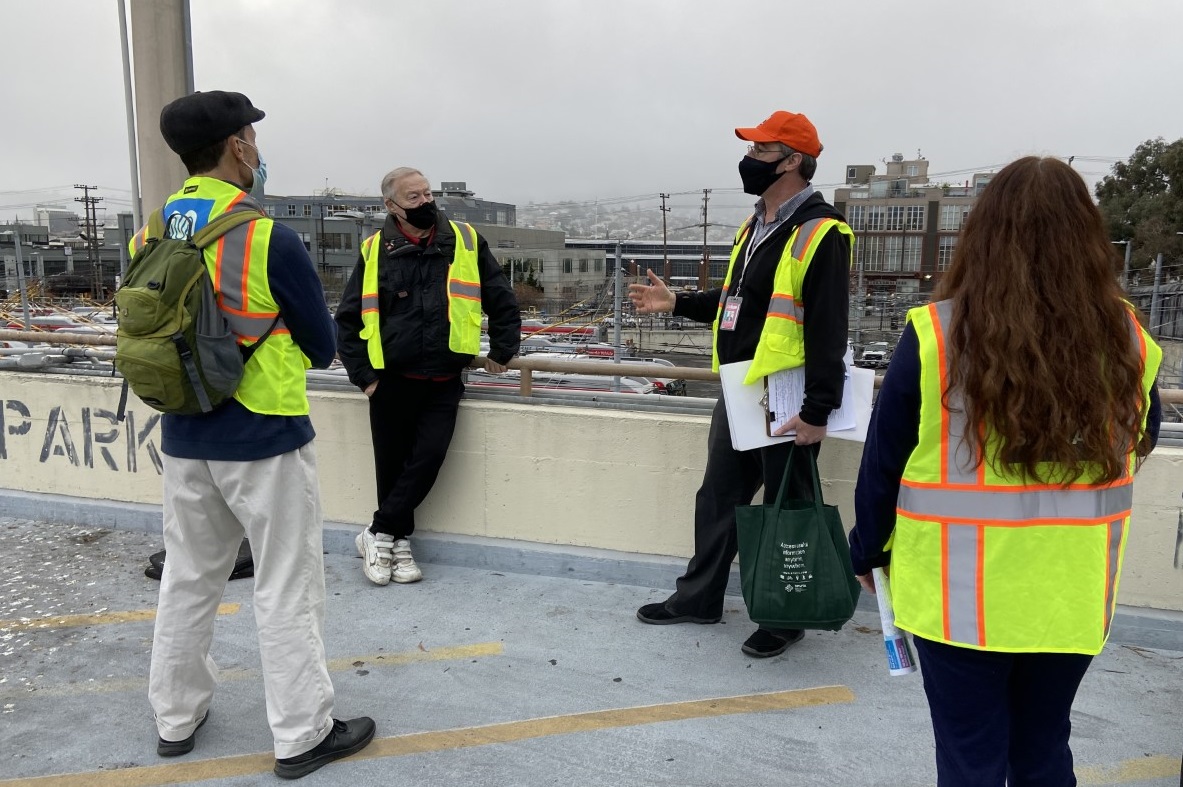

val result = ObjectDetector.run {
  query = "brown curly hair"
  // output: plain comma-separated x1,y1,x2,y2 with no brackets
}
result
932,157,1150,485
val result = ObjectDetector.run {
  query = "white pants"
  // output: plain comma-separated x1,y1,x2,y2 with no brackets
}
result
148,443,336,758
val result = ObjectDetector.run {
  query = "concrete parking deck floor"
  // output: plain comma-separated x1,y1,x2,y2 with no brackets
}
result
1,517,1180,787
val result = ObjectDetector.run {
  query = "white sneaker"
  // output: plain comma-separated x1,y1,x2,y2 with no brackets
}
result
355,527,394,586
391,539,423,584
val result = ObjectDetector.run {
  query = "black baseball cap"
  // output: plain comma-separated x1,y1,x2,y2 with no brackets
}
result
159,90,266,155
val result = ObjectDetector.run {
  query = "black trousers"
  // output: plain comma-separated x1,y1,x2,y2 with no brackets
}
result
368,374,464,539
914,636,1094,787
667,397,819,620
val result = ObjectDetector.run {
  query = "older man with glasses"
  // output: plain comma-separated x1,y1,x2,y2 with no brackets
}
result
629,111,853,659
335,168,520,587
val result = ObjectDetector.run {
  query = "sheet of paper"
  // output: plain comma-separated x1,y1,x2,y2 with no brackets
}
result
832,365,874,444
719,361,776,452
720,356,873,451
767,356,858,436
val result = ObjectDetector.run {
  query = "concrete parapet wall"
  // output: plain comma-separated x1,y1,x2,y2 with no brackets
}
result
1,371,1180,611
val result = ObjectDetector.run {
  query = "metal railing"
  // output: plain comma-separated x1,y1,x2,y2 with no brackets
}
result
1,328,1181,410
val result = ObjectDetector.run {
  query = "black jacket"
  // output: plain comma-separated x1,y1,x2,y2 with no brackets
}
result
674,192,850,426
335,212,521,389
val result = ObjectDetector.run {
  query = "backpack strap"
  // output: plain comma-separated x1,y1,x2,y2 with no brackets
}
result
190,210,264,249
241,315,281,363
145,210,167,242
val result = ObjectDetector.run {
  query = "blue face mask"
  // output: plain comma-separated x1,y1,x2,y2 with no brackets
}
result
237,137,267,200
249,154,267,201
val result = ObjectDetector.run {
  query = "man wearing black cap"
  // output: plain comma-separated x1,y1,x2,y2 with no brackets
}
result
629,111,853,659
136,90,374,779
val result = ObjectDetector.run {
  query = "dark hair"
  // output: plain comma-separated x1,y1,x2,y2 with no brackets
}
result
179,138,230,176
933,156,1149,485
178,126,250,176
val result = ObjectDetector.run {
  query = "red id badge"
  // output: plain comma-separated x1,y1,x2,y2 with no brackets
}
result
720,296,742,331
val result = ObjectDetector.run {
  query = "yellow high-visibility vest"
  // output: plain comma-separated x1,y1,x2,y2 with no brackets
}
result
889,299,1161,655
130,177,311,415
358,220,483,369
711,216,854,385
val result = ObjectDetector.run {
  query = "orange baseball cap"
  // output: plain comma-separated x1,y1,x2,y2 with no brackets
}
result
734,111,822,158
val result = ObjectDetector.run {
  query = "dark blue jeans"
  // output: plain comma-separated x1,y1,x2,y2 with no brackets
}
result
914,636,1093,787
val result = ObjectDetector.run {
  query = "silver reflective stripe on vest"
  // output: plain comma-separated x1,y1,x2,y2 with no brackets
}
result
789,218,831,260
361,294,379,311
898,483,1133,522
930,300,981,484
945,524,981,645
216,223,286,340
454,221,475,252
767,295,804,322
1103,519,1124,634
450,281,481,300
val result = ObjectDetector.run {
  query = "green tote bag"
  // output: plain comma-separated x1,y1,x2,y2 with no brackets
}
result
736,445,861,630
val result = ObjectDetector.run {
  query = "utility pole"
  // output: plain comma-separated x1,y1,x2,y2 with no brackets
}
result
75,184,103,298
613,239,623,393
659,193,670,283
699,189,711,291
317,201,327,271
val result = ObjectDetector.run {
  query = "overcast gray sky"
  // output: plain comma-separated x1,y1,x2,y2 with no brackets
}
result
3,0,1182,220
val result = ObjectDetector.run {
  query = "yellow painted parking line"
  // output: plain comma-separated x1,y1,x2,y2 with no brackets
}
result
1078,755,1181,784
0,685,855,787
0,643,504,700
0,603,240,632
325,641,503,671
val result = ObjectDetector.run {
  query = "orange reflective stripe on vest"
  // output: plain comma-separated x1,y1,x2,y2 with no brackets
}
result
889,299,1161,654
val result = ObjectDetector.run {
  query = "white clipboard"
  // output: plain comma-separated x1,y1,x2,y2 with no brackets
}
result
719,358,873,451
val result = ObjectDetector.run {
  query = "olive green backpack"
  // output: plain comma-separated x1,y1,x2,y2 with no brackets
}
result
114,209,276,415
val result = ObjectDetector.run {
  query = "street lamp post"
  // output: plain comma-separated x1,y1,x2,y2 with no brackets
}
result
854,247,864,349
1112,240,1132,292
1150,252,1164,336
1,227,32,329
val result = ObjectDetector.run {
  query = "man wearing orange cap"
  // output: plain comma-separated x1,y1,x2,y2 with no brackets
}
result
630,111,853,658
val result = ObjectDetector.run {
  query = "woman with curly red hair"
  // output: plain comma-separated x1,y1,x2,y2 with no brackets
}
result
850,156,1163,786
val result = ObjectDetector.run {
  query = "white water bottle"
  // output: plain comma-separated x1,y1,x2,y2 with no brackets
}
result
872,567,917,676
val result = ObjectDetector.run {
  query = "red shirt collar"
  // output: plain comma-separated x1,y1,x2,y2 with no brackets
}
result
396,219,435,246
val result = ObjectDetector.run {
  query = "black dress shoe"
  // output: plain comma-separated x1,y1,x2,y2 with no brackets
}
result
741,628,805,658
145,539,254,582
157,710,209,757
274,717,376,780
636,602,721,625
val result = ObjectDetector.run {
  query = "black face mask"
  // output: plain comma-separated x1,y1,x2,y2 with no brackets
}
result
739,155,788,196
398,201,438,230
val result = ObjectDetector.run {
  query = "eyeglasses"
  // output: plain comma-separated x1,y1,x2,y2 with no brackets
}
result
746,144,794,159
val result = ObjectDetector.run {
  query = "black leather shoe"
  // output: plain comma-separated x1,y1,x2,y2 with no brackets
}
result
145,539,253,582
741,628,805,658
636,602,721,625
157,710,209,757
274,717,376,780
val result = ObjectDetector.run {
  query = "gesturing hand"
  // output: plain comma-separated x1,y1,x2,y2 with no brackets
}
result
627,270,677,314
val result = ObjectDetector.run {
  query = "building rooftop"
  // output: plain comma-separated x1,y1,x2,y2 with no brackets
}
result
2,515,1181,787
